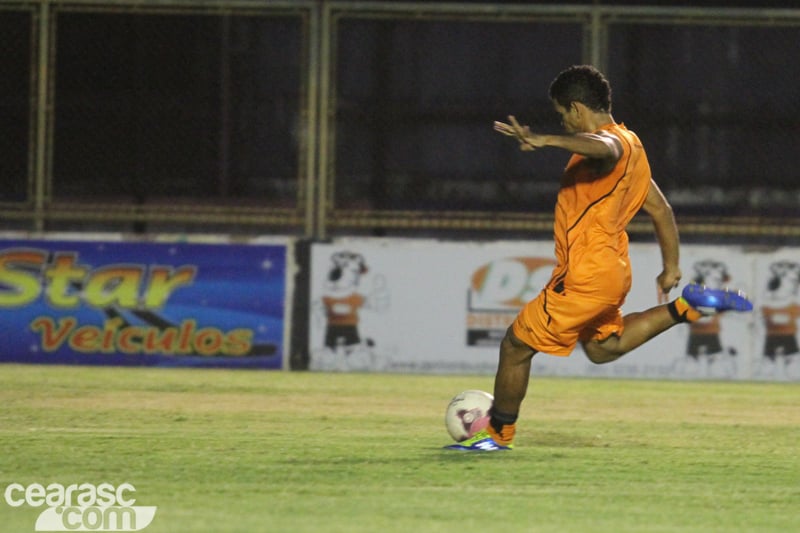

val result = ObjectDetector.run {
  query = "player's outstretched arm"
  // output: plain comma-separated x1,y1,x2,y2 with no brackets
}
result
494,115,621,160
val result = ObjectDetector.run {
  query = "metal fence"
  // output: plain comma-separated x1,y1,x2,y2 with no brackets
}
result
1,1,799,241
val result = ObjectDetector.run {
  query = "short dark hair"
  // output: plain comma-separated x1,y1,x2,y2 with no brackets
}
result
548,65,612,113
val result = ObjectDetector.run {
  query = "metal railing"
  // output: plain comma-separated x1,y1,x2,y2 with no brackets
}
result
1,1,798,242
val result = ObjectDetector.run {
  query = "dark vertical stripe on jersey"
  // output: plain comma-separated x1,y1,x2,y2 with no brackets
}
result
543,287,552,326
564,133,634,241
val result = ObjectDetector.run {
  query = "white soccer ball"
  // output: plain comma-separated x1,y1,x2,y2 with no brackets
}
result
444,389,493,442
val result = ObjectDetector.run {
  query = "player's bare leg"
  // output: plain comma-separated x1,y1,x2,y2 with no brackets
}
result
493,328,536,413
487,327,537,445
582,304,679,364
444,327,531,451
583,285,753,364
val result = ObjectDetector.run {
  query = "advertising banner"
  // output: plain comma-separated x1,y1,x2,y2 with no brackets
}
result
308,240,555,374
0,236,290,369
751,251,800,380
308,238,798,381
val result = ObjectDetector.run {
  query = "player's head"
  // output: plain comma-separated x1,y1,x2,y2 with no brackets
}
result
549,65,612,114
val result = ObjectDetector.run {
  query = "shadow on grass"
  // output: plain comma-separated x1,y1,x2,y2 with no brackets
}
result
529,430,609,448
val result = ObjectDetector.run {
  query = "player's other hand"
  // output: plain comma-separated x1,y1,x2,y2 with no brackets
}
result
656,267,682,304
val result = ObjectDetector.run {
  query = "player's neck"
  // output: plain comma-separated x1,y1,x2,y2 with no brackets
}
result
587,112,615,131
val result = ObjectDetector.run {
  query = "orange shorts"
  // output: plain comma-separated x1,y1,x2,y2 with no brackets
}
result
511,286,624,356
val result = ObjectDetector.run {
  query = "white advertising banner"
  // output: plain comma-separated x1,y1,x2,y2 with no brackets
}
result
308,238,799,381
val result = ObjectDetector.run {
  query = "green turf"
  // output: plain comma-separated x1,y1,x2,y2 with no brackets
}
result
0,364,798,532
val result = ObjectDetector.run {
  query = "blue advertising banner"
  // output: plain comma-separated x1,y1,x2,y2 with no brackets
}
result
0,237,289,369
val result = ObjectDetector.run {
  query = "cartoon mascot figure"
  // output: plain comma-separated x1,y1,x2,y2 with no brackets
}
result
760,260,800,378
314,251,389,371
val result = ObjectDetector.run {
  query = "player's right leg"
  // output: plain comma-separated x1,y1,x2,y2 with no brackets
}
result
582,283,753,363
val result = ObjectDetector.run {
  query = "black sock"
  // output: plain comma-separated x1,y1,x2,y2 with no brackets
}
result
489,407,518,434
667,299,689,323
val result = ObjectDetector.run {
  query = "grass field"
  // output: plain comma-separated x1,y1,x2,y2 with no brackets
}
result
0,364,798,533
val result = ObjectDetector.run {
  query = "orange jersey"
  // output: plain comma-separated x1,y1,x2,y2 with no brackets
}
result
547,122,651,303
513,123,652,356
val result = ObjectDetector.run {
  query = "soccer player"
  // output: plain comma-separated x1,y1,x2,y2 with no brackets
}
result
447,65,752,451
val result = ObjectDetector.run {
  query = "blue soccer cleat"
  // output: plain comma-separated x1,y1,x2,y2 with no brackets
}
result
444,429,513,452
681,283,753,315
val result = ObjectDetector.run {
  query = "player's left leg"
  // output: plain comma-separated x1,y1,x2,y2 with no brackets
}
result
492,328,536,411
488,327,537,442
444,327,534,451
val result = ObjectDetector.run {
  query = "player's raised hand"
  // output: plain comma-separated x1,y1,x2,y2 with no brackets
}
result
493,115,539,151
493,119,518,137
493,115,529,139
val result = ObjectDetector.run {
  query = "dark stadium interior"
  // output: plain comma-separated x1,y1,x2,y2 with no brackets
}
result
0,1,797,240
